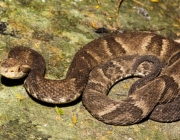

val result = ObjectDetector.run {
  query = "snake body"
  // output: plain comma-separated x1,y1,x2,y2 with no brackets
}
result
1,32,180,125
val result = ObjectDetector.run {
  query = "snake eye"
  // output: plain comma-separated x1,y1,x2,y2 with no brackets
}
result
80,74,83,78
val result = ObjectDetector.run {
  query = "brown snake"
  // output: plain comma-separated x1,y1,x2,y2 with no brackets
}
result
1,32,180,125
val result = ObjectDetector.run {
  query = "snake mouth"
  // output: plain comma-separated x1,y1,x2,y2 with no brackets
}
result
0,65,31,79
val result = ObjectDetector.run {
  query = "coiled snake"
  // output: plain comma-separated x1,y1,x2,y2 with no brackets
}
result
1,32,180,125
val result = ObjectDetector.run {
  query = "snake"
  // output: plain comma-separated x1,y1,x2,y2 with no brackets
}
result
1,31,180,125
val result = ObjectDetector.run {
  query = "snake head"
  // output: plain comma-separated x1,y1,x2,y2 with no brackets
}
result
0,58,31,79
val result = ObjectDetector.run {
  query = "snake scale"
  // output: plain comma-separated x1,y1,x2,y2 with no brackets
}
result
1,32,180,125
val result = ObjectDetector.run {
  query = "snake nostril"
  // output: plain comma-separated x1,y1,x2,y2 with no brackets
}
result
18,67,21,72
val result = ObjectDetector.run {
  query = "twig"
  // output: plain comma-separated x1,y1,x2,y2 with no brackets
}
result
116,0,124,28
132,0,147,8
96,0,100,5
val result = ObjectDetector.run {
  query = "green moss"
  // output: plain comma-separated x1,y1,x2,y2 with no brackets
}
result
0,119,51,140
